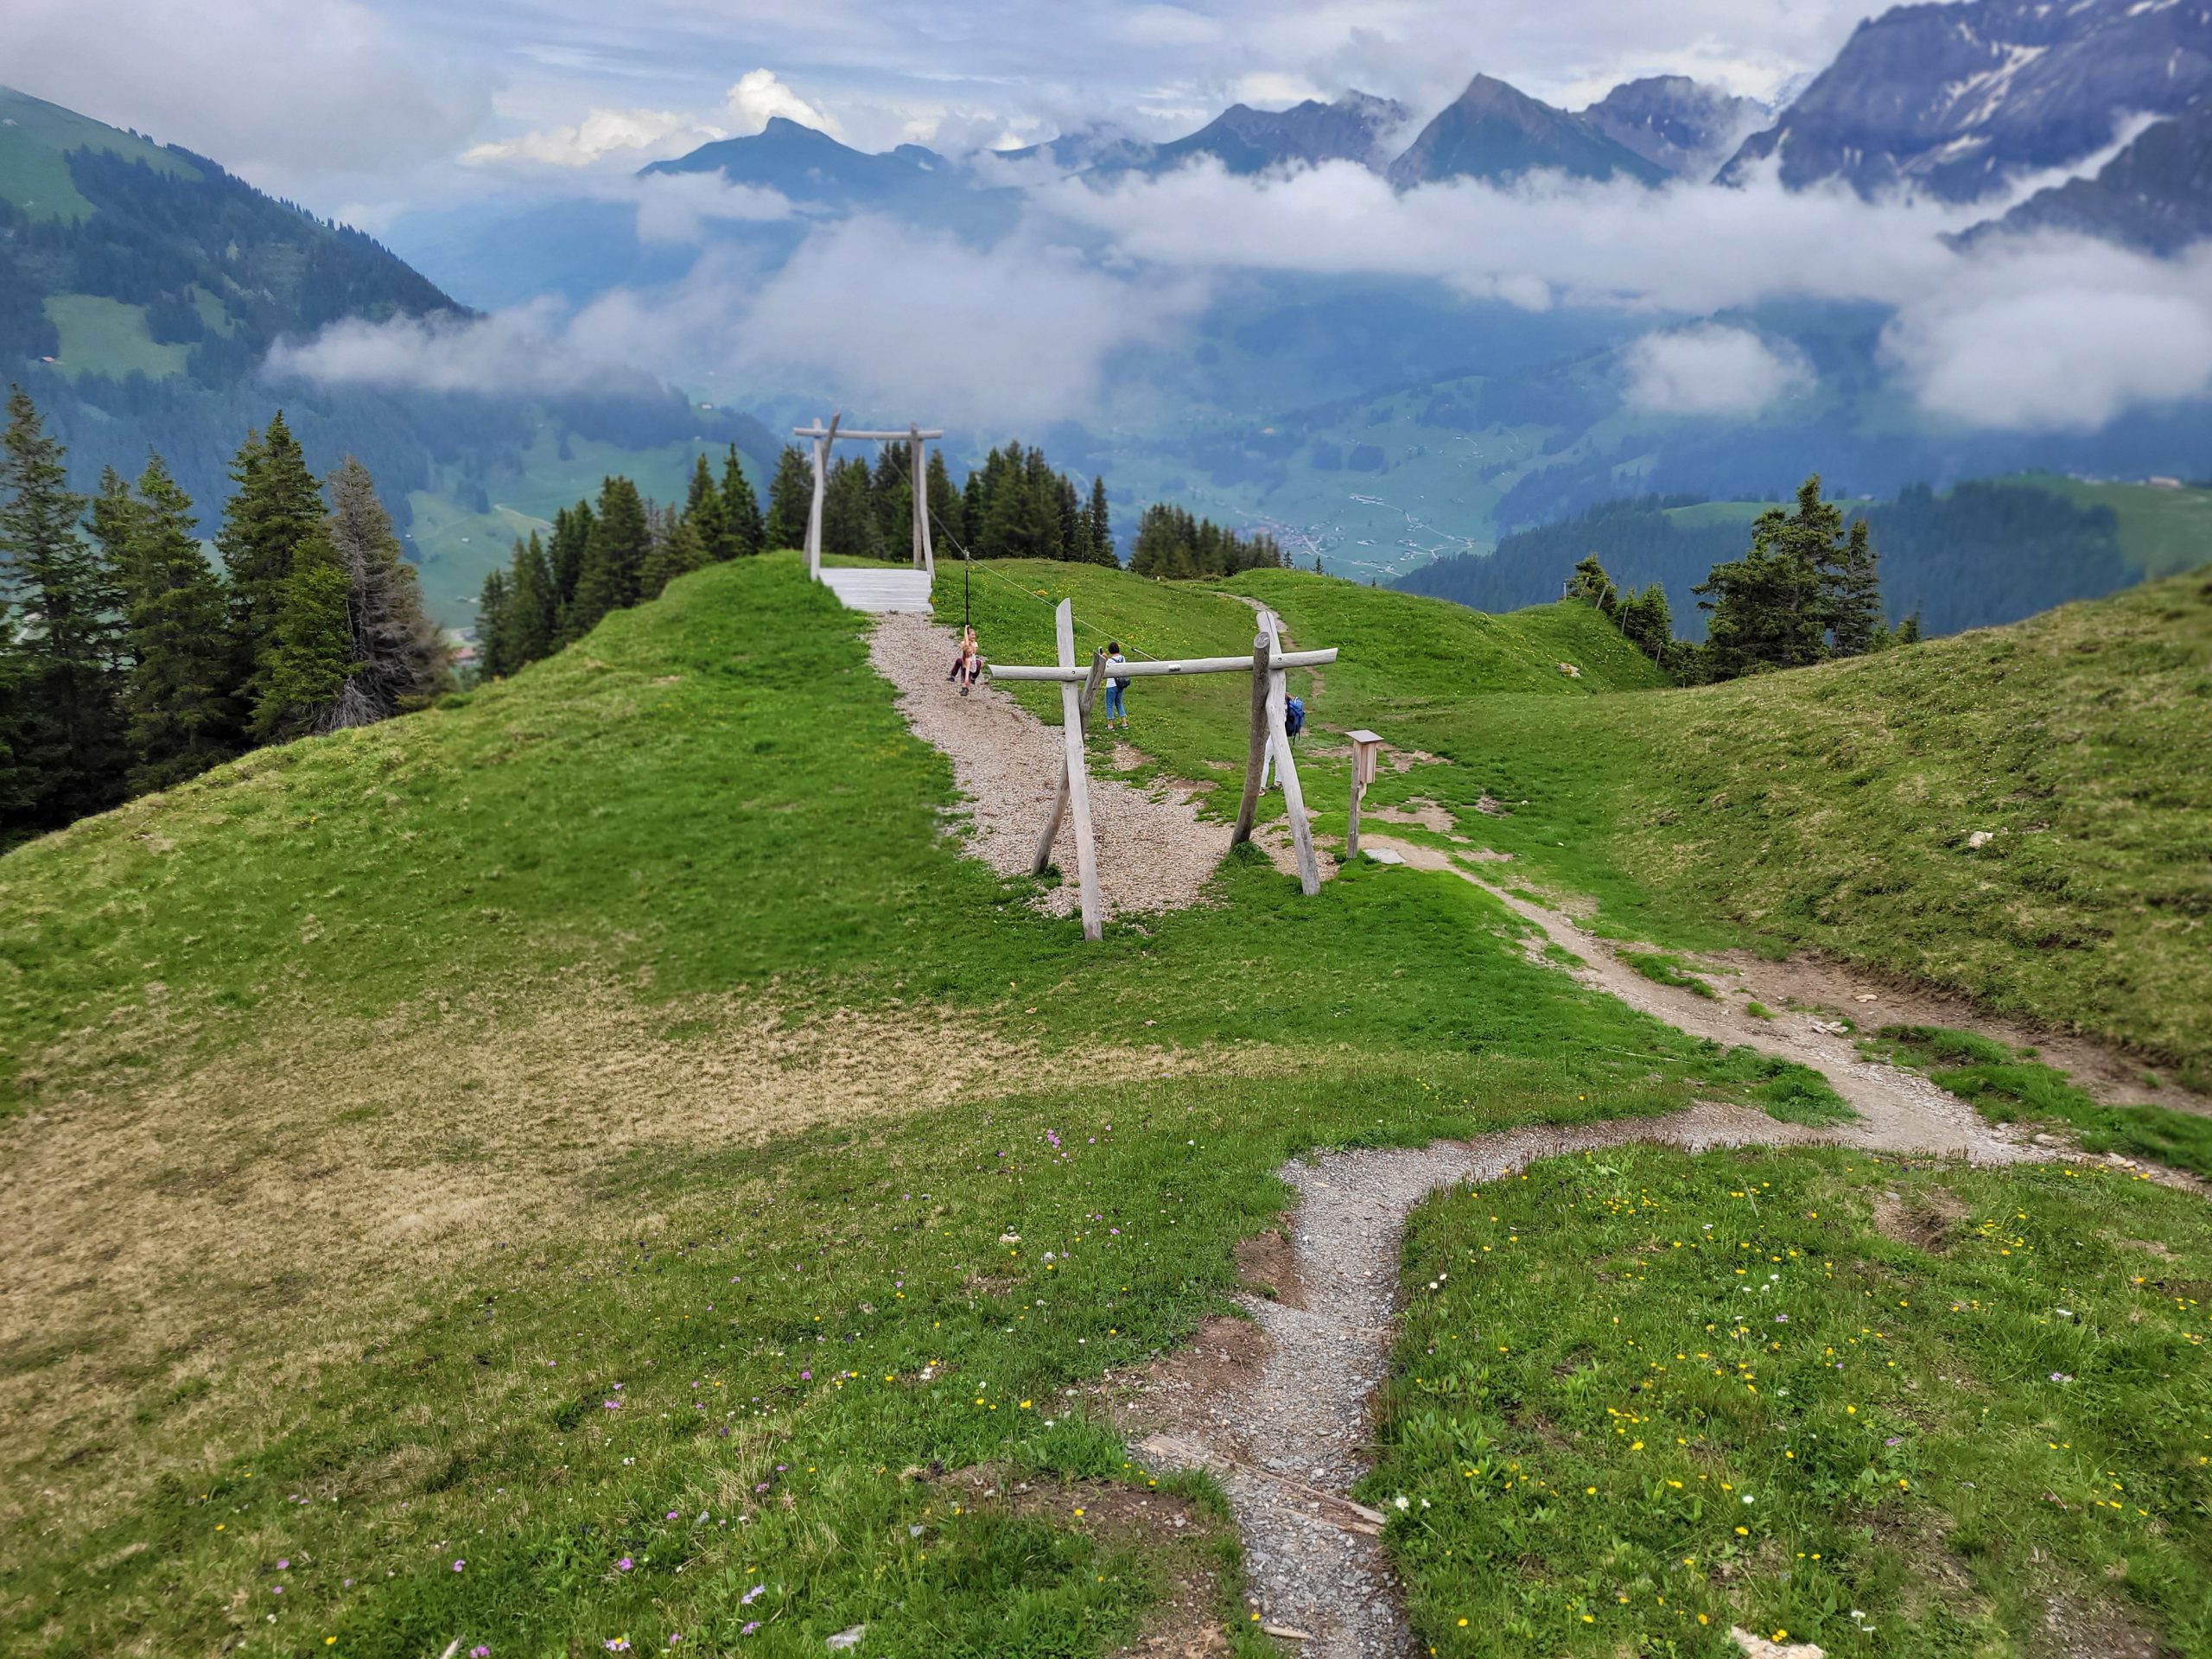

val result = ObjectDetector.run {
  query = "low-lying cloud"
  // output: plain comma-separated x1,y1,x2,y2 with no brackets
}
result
1624,324,1810,417
276,139,2212,437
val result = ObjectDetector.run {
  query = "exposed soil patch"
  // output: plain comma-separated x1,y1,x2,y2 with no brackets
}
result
1714,948,2212,1117
1361,798,1454,836
870,612,1232,919
2039,1592,2170,1659
1870,1184,1969,1254
1235,1222,1305,1308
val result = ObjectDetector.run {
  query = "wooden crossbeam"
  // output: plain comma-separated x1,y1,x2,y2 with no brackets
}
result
792,425,944,442
988,647,1335,683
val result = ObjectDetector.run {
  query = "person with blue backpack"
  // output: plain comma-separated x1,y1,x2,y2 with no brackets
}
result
1263,693,1306,788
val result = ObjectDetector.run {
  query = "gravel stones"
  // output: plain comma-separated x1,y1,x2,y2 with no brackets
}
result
869,612,1230,919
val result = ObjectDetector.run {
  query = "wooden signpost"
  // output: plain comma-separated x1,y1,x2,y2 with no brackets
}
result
792,416,945,582
1344,728,1384,859
989,606,1338,940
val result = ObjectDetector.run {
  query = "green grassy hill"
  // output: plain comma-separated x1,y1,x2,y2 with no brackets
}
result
6,551,2209,1655
2012,471,2212,577
0,554,1744,1658
1402,570,2212,1081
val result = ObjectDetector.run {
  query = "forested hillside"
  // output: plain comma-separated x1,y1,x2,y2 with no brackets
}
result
1400,480,2142,639
0,85,779,618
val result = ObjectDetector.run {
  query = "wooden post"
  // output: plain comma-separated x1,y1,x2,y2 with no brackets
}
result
908,425,936,576
1033,648,1105,876
1345,728,1383,860
1052,601,1103,939
1260,610,1320,896
1231,632,1270,846
804,411,840,581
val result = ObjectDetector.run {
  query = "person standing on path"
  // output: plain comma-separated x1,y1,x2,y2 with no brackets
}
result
1102,642,1129,730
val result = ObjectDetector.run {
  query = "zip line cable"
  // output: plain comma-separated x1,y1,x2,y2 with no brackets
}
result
927,506,1168,664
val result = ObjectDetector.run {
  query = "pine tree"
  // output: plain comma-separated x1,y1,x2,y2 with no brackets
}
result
1616,582,1674,664
218,411,323,711
1896,611,1923,645
817,456,878,559
721,446,764,556
252,529,353,740
119,454,238,791
325,456,446,721
1695,476,1840,680
764,446,811,551
1565,555,1620,615
1826,516,1883,657
1085,476,1114,564
925,450,963,550
1,386,129,828
477,566,514,679
89,465,148,623
686,455,733,563
0,601,30,836
506,532,558,667
548,502,592,613
641,506,709,598
567,476,650,637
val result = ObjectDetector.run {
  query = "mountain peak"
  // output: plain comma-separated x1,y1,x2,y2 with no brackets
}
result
1719,0,2212,200
1581,75,1768,179
1386,72,1669,188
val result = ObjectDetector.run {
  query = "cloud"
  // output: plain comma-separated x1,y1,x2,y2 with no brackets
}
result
271,216,1205,429
1624,324,1811,416
0,0,486,196
1881,243,2212,429
465,108,722,169
722,70,841,138
628,174,798,244
264,302,664,400
1033,155,2212,429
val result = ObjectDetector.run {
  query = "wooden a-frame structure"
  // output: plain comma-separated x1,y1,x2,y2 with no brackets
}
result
988,604,1337,941
793,416,944,582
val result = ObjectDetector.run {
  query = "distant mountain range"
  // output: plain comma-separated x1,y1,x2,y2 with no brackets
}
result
1720,0,2212,201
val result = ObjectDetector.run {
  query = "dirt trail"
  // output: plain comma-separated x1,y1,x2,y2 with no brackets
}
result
1109,838,2049,1657
869,612,1230,918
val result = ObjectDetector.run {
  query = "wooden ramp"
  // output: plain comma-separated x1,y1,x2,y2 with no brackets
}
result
820,569,935,613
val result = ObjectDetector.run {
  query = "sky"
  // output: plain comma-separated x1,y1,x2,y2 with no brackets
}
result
11,0,2212,438
1,0,1887,214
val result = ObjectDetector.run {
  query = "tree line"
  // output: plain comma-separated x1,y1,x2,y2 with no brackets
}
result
760,441,1117,566
1127,504,1284,578
474,448,766,679
1563,475,1916,682
1,386,444,847
1400,478,2135,641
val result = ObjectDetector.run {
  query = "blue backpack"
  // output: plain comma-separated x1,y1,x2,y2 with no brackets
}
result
1284,696,1305,738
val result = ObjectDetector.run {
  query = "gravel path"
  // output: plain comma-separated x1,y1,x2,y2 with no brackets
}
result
1119,839,2044,1657
869,612,1230,918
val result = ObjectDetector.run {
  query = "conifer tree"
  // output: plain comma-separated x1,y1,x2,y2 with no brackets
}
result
1696,476,1841,680
0,387,128,827
641,506,709,598
764,446,811,550
0,602,29,836
120,454,238,791
252,529,353,740
506,532,558,666
548,502,592,613
686,455,733,563
823,456,884,558
1616,582,1674,664
567,476,650,637
1565,554,1620,615
218,411,323,710
721,445,764,556
1827,516,1883,657
89,466,147,621
925,450,963,549
1085,476,1114,564
325,457,445,721
870,444,912,557
476,566,513,679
